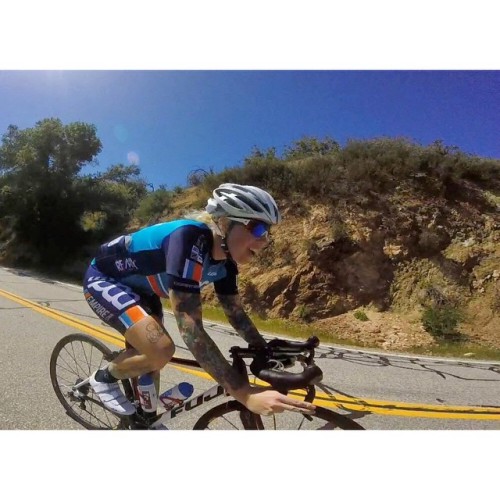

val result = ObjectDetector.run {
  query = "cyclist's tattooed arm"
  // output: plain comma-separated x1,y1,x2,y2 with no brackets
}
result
216,293,267,347
169,289,249,394
170,289,316,417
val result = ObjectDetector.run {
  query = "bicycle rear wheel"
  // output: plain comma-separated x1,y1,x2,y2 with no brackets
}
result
193,400,364,430
50,333,130,430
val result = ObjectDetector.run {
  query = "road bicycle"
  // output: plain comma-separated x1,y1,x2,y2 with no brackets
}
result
50,333,364,430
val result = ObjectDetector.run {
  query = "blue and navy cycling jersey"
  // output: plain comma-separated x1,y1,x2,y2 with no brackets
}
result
91,220,238,296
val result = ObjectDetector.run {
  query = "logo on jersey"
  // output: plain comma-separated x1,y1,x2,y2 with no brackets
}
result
190,245,204,264
114,257,138,272
190,234,207,264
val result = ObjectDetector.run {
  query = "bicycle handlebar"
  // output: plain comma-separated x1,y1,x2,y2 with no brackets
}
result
230,336,323,392
253,363,323,391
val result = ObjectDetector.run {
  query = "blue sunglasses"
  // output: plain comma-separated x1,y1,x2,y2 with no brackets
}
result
229,218,270,239
245,219,270,238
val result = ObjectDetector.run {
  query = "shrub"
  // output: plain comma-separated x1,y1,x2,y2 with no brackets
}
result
135,188,173,224
187,168,214,187
331,220,349,241
198,136,500,209
421,305,463,339
296,304,312,321
283,136,340,160
289,156,343,198
80,211,107,232
354,310,369,321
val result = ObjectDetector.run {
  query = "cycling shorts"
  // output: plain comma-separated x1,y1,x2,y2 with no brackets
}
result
83,264,163,335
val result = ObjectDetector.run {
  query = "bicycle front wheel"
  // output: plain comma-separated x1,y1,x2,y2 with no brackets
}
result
193,400,364,430
49,333,129,430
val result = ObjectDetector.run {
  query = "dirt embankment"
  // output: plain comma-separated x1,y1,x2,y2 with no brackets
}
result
199,180,500,352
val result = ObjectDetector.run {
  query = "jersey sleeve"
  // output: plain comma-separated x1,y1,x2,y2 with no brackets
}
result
214,258,239,296
163,224,212,294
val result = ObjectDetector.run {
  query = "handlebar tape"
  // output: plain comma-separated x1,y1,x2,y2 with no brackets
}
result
250,362,323,391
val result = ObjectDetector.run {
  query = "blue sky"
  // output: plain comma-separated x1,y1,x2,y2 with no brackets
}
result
0,70,498,189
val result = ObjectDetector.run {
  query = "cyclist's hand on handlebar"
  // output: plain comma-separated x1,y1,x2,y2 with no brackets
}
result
242,387,316,416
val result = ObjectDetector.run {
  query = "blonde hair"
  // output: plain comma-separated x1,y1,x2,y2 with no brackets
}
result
183,209,227,236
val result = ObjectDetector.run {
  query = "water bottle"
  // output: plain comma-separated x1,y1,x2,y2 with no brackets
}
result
159,382,194,410
137,373,158,413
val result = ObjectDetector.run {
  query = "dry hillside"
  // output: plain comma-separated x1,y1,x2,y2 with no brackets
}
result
168,177,500,353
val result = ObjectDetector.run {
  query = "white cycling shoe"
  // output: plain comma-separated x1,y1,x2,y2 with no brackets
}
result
89,372,136,416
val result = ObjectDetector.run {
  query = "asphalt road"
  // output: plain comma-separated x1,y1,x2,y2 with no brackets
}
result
1,265,499,430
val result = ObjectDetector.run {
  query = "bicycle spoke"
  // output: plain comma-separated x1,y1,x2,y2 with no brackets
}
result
223,414,241,430
75,403,117,428
57,344,97,385
63,344,89,378
297,416,305,430
55,354,92,388
70,342,80,377
55,361,83,382
58,349,80,378
66,394,120,429
80,340,92,373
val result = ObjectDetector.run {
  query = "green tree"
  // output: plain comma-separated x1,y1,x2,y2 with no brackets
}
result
0,118,102,265
83,164,148,239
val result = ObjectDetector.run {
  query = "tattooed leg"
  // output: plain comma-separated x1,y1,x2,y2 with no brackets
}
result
145,319,166,344
108,315,175,379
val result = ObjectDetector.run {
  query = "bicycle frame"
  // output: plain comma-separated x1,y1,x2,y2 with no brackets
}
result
149,382,227,429
101,347,316,429
147,353,250,429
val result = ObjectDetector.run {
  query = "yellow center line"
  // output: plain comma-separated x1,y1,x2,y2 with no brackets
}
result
2,286,500,421
0,287,124,348
298,392,500,420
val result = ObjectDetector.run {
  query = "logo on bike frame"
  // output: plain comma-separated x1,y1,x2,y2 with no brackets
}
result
159,385,225,422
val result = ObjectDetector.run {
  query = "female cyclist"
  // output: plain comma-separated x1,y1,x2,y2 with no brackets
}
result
83,183,316,419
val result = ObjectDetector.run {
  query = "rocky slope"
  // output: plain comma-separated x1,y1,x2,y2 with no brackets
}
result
192,178,500,352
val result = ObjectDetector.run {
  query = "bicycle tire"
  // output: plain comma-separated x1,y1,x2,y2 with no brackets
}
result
50,333,130,430
193,400,365,430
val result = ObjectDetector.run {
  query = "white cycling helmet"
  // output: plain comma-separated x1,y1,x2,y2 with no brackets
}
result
206,183,281,225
